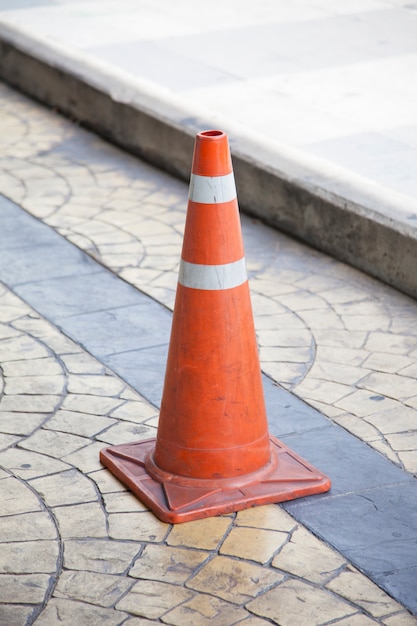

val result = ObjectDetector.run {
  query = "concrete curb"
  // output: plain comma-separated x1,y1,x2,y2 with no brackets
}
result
1,21,417,298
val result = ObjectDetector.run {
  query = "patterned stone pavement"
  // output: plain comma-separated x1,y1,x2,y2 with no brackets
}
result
1,82,417,625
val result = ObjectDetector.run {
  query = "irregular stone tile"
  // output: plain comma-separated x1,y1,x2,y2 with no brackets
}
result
247,579,357,625
327,566,405,617
0,395,61,413
344,314,391,332
60,393,123,415
0,541,59,574
167,517,232,551
88,468,128,494
187,556,283,604
0,434,21,449
0,476,43,515
53,502,107,538
60,352,106,374
332,413,381,442
44,409,116,437
220,527,287,564
297,309,345,330
4,375,65,395
96,421,157,445
0,412,47,435
30,469,99,507
63,440,108,473
363,352,414,374
272,526,346,583
313,329,367,349
359,372,417,400
0,448,70,479
103,491,148,513
259,345,312,363
0,574,51,603
110,400,158,422
20,429,89,458
163,593,248,626
295,378,352,403
1,357,63,377
66,374,125,396
54,570,133,607
367,439,402,466
10,315,58,338
308,360,370,385
257,329,312,348
0,605,34,626
63,539,140,574
43,333,88,356
129,544,208,584
364,406,417,435
116,579,193,619
335,390,399,417
109,511,169,543
398,362,417,378
396,450,417,474
385,431,417,453
35,598,125,625
235,505,296,532
0,511,57,541
0,335,49,362
404,396,417,410
264,362,306,388
0,325,21,341
365,332,416,355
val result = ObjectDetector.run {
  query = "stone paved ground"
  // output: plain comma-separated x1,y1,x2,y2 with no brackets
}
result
1,82,417,625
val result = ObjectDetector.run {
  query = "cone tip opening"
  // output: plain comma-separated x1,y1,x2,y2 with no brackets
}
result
198,130,225,139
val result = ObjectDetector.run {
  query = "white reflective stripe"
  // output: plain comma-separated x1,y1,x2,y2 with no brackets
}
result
189,173,237,204
178,258,247,290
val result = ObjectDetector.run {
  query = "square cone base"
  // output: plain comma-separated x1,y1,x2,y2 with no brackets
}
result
100,436,331,523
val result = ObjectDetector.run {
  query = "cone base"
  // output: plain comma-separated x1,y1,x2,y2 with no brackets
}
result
100,436,331,524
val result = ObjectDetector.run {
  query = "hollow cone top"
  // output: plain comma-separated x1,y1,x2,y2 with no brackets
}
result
191,130,233,177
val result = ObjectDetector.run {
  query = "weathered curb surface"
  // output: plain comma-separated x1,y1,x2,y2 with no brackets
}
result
1,22,417,299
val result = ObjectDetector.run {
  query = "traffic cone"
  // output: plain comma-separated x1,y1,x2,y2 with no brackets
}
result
100,130,330,523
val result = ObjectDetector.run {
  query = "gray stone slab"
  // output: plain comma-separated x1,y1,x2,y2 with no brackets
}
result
0,241,99,285
263,375,329,436
0,197,57,249
55,303,171,357
284,481,417,615
281,425,408,498
104,344,169,407
14,272,140,319
375,567,417,617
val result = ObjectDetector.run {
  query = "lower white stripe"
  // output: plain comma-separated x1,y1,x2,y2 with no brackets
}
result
178,258,247,290
189,173,237,204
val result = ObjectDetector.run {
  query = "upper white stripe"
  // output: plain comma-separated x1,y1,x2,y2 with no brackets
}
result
189,173,237,204
178,258,247,290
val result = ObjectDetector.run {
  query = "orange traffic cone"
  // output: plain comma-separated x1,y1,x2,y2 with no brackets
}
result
100,130,331,523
